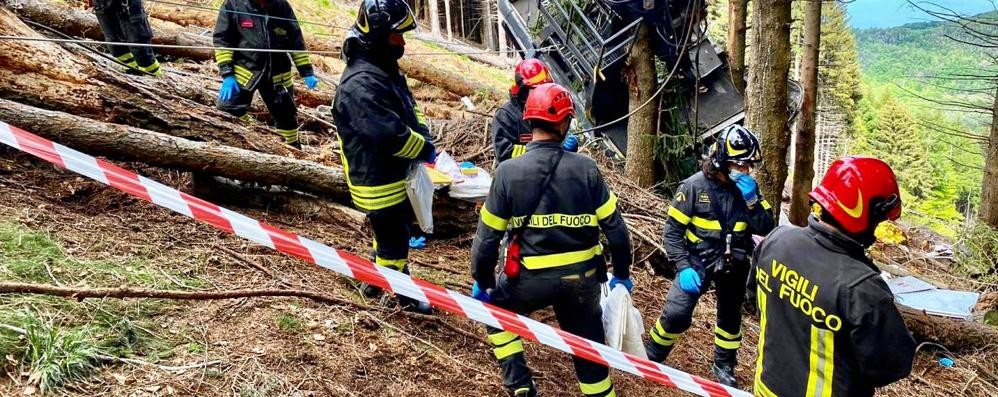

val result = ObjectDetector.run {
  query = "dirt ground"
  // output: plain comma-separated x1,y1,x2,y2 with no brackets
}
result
1,144,997,397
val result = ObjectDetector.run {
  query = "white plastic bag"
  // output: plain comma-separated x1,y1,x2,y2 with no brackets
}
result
406,162,434,234
449,168,492,200
600,278,647,359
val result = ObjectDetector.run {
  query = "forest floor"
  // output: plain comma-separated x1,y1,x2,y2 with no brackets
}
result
0,0,996,396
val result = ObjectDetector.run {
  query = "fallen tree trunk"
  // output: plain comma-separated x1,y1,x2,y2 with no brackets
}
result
3,0,211,59
139,0,502,99
0,98,479,233
0,98,351,202
2,0,333,110
899,305,998,351
0,7,294,155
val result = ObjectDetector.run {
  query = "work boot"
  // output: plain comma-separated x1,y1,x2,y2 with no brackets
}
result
287,140,302,150
398,295,433,314
711,362,738,388
360,282,384,299
644,340,674,363
511,381,537,397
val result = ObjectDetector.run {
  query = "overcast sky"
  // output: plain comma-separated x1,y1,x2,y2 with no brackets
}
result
847,0,997,29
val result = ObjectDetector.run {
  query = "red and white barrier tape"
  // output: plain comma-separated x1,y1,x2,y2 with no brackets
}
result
0,121,748,397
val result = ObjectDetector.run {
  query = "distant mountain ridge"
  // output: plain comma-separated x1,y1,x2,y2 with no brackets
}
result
854,11,996,85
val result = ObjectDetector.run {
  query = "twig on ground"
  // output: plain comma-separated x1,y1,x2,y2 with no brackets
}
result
96,354,222,372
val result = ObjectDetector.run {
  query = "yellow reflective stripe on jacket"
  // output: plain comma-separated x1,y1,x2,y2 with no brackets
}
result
511,144,527,158
805,325,835,397
351,191,407,211
595,192,618,220
754,286,771,397
215,49,234,64
667,206,691,225
414,104,428,127
685,229,702,243
579,376,613,396
522,245,602,270
761,200,772,210
508,213,598,229
291,51,311,67
480,206,509,231
691,216,749,232
493,339,524,359
394,130,426,159
349,180,406,196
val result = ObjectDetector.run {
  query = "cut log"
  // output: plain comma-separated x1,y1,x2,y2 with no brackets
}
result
0,6,292,155
0,98,350,201
3,0,211,59
898,305,998,351
2,0,333,109
0,99,479,234
138,0,503,99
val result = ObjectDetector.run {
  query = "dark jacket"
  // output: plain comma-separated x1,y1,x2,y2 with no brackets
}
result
492,95,532,163
332,55,433,212
213,0,313,90
664,171,775,272
471,141,632,289
751,216,915,397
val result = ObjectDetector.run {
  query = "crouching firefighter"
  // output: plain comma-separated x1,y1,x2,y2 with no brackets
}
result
333,0,435,313
90,0,162,76
491,59,580,164
470,83,632,397
645,124,776,387
213,0,320,148
752,157,915,397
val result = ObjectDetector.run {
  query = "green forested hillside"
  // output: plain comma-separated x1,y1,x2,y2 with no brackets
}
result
850,13,996,236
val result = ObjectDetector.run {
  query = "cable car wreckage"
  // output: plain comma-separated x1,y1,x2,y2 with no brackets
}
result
498,0,802,188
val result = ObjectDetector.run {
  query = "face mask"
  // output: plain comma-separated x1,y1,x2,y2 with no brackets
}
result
728,169,744,181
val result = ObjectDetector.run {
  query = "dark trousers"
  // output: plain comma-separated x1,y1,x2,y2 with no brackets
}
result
93,0,157,68
218,81,300,144
367,202,412,270
486,266,615,397
648,264,749,365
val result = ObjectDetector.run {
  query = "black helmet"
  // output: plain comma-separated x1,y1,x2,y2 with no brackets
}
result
350,0,417,45
708,124,762,168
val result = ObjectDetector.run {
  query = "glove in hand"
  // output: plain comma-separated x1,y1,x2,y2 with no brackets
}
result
562,134,579,152
423,147,438,164
733,173,759,204
471,282,491,303
609,276,633,293
677,267,702,294
219,76,240,102
304,75,319,90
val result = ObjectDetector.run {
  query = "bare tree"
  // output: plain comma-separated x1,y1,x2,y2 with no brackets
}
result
746,0,792,215
789,0,822,226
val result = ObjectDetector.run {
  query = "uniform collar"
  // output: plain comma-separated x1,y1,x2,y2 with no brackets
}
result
806,215,874,266
525,140,562,150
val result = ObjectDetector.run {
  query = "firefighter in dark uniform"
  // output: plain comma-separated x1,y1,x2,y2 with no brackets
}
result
752,157,915,397
645,124,776,387
91,0,162,76
333,0,435,313
492,59,577,163
213,0,319,148
470,83,632,397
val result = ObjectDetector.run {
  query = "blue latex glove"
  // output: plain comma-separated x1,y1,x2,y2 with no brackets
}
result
408,236,426,249
423,147,437,164
608,276,633,293
219,76,240,102
732,172,759,204
677,267,702,294
471,282,491,303
562,134,579,152
304,75,319,90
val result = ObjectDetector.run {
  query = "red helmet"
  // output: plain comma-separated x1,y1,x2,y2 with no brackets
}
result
810,156,902,235
523,83,575,123
511,59,553,95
